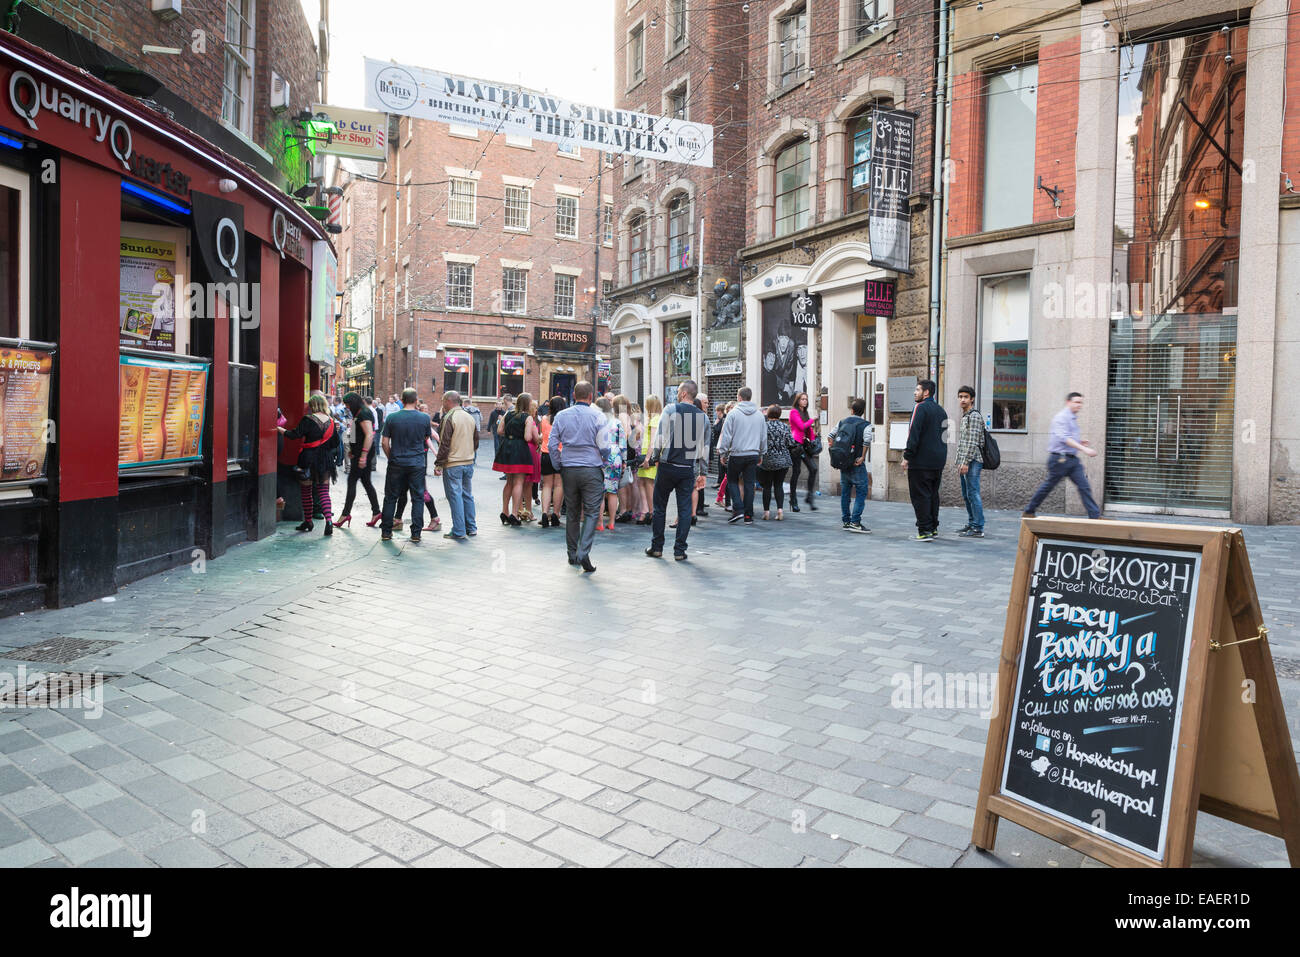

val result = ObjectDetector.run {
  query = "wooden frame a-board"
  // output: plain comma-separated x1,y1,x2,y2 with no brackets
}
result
972,517,1300,868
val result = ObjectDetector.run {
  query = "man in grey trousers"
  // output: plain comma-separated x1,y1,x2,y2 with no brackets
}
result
547,380,611,574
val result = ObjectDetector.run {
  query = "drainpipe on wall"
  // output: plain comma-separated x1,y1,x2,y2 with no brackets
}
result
928,0,951,383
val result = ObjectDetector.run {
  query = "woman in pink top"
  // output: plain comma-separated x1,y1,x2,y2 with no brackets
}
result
788,392,819,512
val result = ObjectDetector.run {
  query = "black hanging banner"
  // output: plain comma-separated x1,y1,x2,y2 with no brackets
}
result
867,108,916,274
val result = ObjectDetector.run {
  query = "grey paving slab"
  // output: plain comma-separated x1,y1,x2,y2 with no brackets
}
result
0,460,1293,867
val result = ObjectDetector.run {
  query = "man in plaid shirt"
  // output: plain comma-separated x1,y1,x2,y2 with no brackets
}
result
956,385,986,538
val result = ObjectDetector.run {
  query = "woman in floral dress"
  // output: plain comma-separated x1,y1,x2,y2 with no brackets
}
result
596,396,625,531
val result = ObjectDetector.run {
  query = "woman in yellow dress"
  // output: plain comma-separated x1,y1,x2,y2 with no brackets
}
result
635,394,662,526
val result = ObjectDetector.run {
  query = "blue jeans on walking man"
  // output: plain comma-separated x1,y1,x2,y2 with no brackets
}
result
1025,453,1100,518
840,464,868,524
441,463,478,537
651,464,695,556
961,460,984,530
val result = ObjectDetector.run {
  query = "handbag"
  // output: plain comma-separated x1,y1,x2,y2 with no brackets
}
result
802,435,823,458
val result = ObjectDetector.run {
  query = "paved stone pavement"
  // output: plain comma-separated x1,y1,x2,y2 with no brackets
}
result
0,452,1296,868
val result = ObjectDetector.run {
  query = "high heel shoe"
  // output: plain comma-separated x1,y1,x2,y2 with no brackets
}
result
500,512,511,525
507,515,522,527
425,517,441,532
333,515,351,528
295,520,313,532
365,513,382,527
324,520,333,536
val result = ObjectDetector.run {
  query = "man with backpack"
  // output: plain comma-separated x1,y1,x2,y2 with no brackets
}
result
830,397,873,533
955,385,987,538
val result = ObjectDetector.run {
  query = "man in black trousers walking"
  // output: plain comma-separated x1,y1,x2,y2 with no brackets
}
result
902,379,947,541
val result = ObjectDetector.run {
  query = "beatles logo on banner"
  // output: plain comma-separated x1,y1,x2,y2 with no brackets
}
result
790,290,822,328
868,108,916,274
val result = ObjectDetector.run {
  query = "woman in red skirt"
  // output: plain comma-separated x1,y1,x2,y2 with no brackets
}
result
493,393,537,526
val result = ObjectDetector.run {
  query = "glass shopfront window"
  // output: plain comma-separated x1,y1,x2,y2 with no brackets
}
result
1106,24,1245,513
978,273,1028,432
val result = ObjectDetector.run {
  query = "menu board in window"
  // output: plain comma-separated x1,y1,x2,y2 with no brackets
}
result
118,354,208,468
120,237,178,353
0,346,53,483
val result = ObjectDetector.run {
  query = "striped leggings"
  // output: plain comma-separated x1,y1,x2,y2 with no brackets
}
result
299,481,332,520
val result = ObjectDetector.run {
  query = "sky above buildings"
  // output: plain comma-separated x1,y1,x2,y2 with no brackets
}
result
306,0,616,110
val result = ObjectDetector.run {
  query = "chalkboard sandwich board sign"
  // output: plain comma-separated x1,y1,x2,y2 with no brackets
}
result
973,518,1300,868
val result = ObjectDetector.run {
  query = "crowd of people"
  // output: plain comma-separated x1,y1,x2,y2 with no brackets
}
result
277,377,1103,560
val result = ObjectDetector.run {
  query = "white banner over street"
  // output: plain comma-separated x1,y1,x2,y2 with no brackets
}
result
363,58,714,168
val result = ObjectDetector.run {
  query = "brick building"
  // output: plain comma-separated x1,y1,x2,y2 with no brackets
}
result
18,0,324,192
333,158,378,397
607,0,749,410
370,116,608,418
736,0,938,504
944,0,1298,524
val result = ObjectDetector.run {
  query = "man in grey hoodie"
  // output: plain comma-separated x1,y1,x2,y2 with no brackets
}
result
717,387,768,525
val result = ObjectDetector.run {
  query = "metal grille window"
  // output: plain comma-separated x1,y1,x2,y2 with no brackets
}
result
629,213,647,283
978,273,1030,432
222,0,255,135
449,178,476,224
555,195,578,238
602,279,613,321
668,194,691,269
779,7,808,89
847,110,872,212
447,263,474,310
774,139,811,237
554,275,576,318
502,268,527,314
504,185,530,231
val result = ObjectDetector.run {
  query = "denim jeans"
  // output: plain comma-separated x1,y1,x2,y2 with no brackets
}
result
441,463,478,537
382,462,426,534
1025,453,1100,518
725,455,760,519
960,460,984,530
840,464,868,524
651,464,695,556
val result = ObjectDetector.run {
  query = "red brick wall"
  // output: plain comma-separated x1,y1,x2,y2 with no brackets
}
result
1282,3,1300,193
743,0,937,244
369,119,608,410
947,37,1079,237
611,0,749,287
1033,37,1079,222
29,0,319,163
946,69,984,238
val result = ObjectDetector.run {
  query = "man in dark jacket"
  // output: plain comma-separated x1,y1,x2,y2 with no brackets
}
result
902,379,947,541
